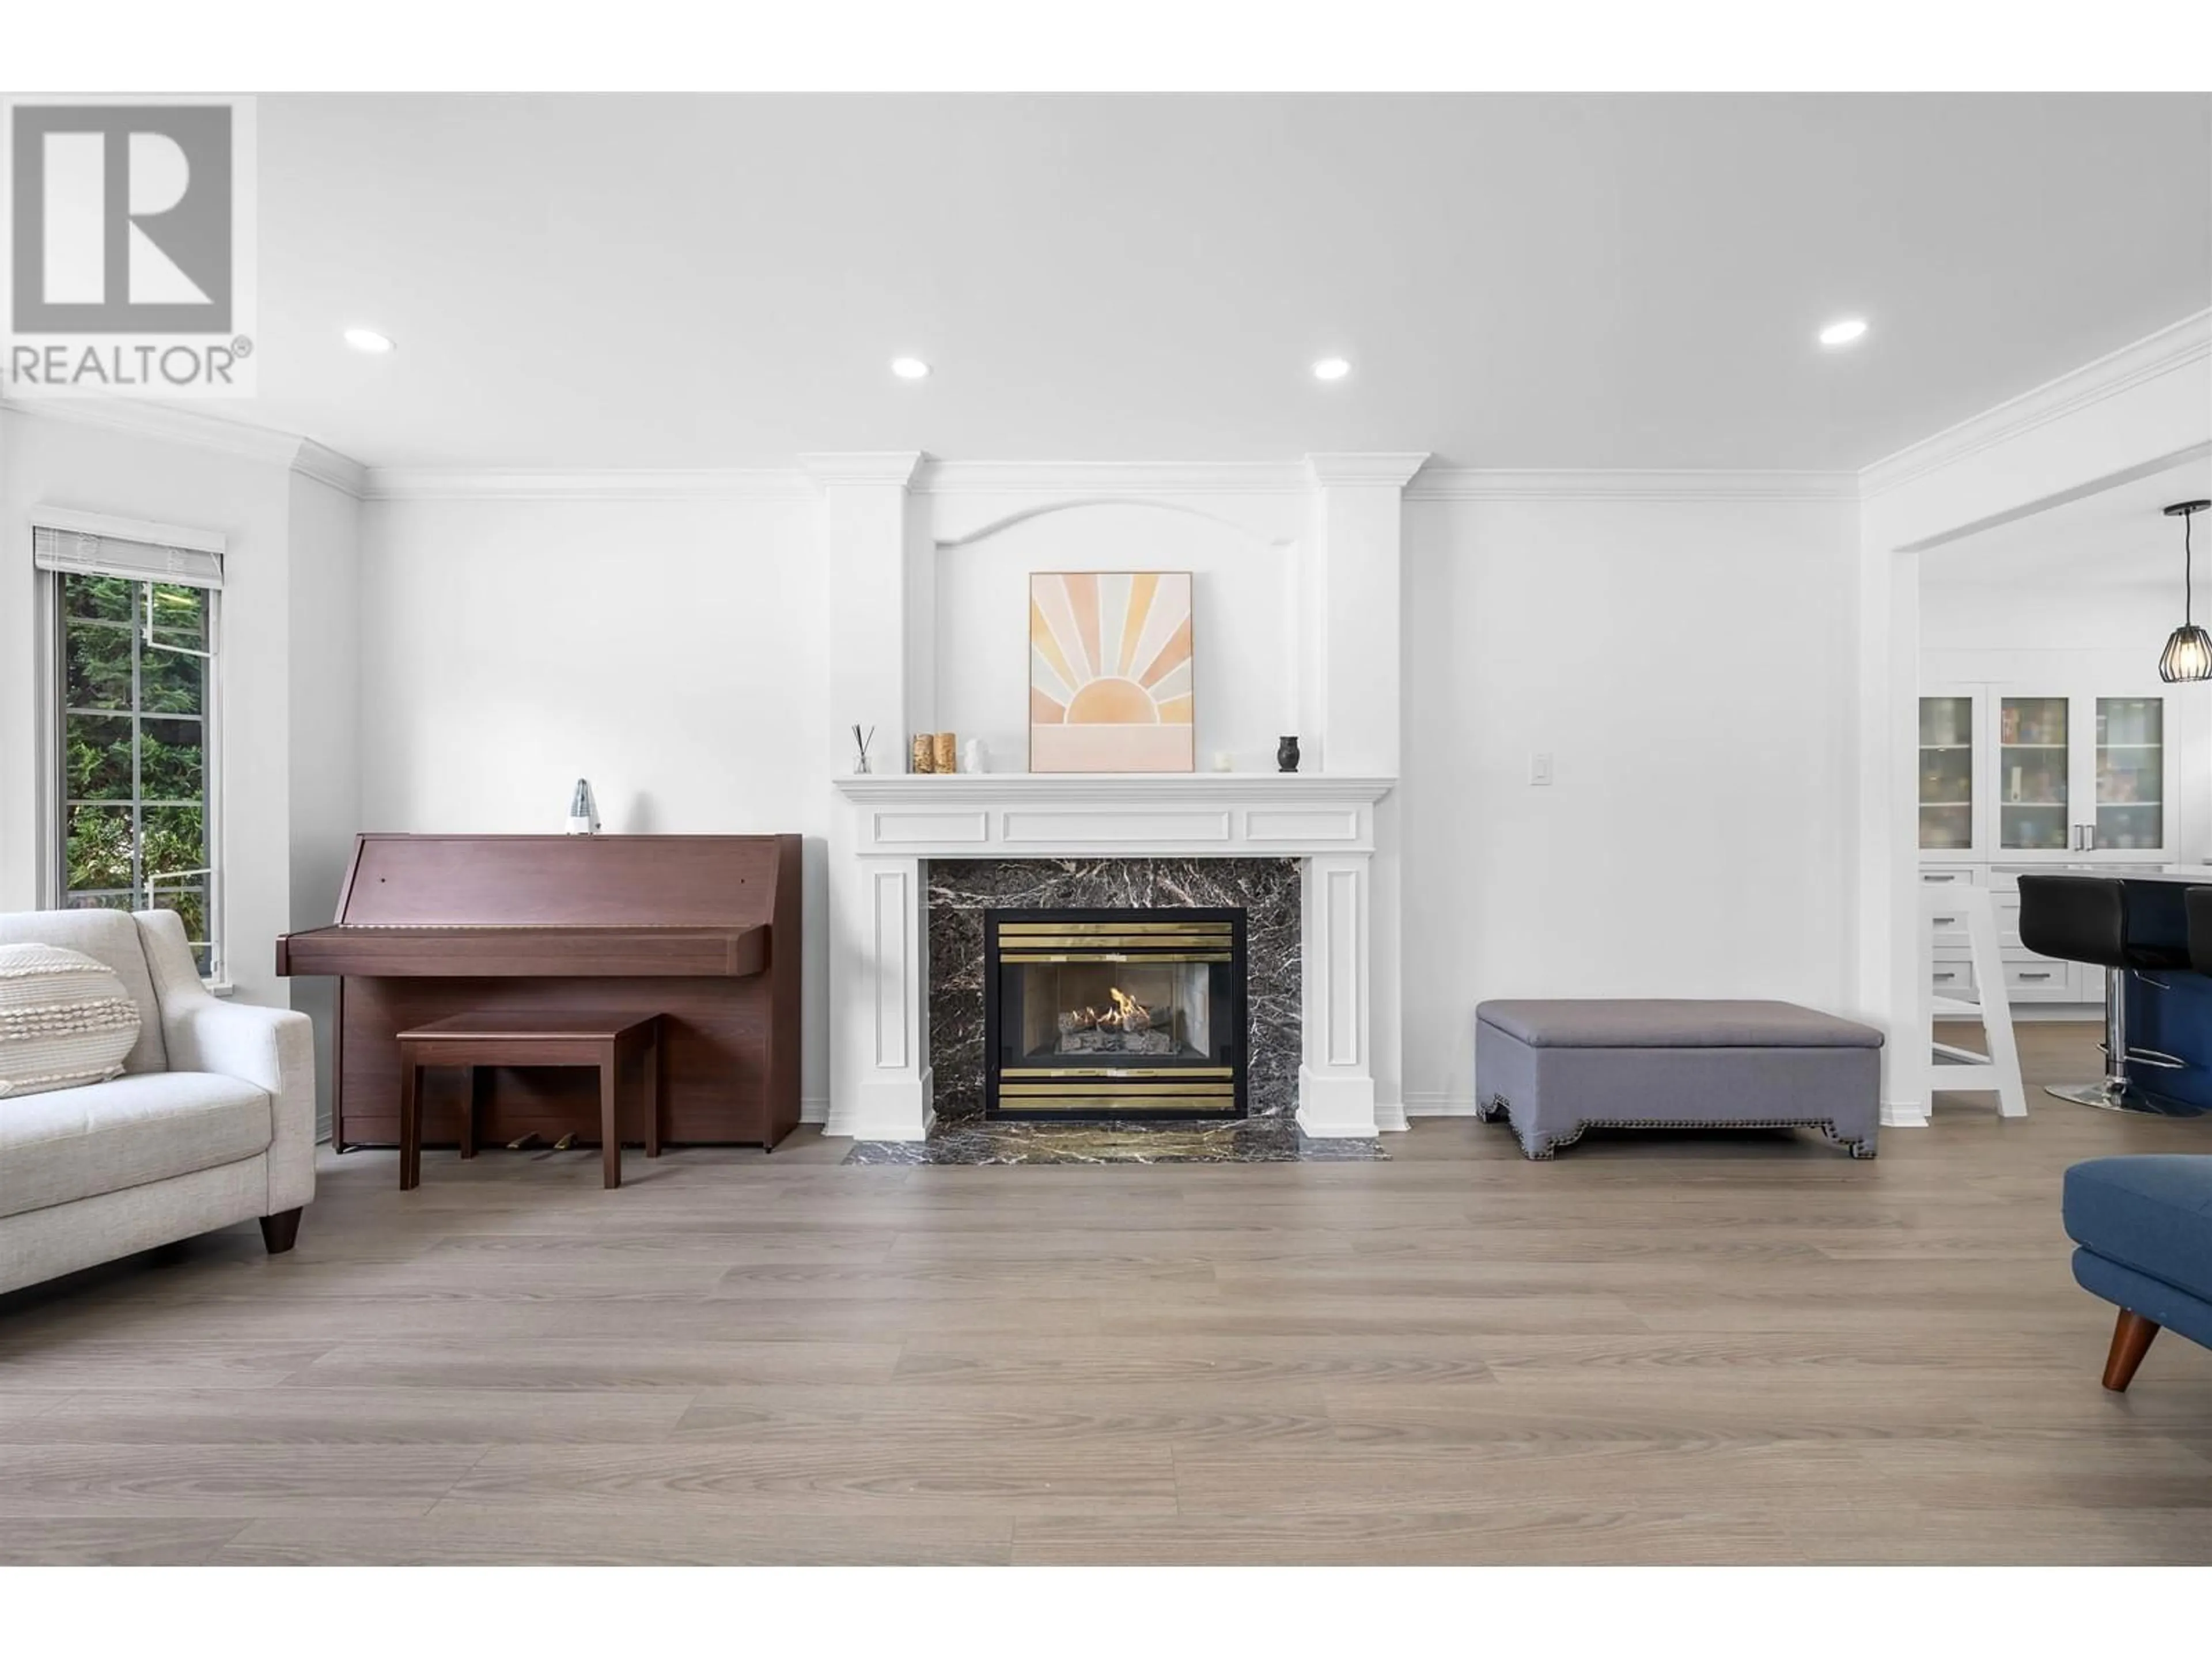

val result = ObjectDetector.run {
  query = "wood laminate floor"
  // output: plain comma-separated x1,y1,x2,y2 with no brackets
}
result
3,1020,2210,1566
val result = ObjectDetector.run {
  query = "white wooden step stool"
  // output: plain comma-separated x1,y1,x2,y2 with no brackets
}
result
1922,882,2027,1118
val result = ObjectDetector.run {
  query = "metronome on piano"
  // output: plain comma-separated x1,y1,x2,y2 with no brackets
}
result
566,778,601,835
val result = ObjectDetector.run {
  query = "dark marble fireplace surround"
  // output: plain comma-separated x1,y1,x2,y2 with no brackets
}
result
926,857,1303,1124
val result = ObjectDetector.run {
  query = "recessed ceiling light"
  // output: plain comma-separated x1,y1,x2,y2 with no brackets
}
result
343,327,394,354
890,357,930,380
1818,318,1868,347
1312,357,1352,382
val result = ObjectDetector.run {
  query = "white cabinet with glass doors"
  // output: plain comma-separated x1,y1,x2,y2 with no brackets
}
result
1920,684,2179,864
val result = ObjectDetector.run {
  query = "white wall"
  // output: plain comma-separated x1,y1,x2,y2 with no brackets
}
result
357,491,832,1112
287,471,362,1130
931,501,1297,773
1923,579,2172,657
1399,491,1861,1111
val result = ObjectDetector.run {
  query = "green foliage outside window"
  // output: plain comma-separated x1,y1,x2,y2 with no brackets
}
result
58,573,215,974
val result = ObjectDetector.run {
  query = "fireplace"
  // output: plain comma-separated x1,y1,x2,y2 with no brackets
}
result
983,907,1248,1120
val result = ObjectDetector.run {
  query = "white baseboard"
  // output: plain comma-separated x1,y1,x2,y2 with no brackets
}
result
1402,1093,1487,1118
800,1096,829,1126
1881,1099,1932,1128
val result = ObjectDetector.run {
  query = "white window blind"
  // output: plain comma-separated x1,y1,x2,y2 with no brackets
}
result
33,526,224,590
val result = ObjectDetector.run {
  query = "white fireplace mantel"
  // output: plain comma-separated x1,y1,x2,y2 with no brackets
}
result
834,772,1393,859
827,772,1396,1143
817,454,1419,1147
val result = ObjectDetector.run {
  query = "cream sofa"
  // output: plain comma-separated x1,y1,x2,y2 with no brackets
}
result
1,909,316,1296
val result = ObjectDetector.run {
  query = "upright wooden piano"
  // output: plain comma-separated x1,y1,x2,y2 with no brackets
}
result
278,834,802,1151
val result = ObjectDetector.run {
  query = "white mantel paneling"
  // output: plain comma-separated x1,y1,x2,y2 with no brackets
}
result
835,774,1389,857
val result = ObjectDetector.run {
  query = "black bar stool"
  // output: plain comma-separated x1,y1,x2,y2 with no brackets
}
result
2018,874,2191,1112
2181,888,2212,978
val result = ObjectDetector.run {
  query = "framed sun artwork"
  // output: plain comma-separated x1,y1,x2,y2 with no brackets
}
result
1029,571,1194,772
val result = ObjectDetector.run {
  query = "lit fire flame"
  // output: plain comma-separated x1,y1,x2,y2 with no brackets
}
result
1075,987,1151,1032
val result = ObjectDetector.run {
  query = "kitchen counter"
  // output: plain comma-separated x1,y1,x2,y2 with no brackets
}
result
2039,864,2212,886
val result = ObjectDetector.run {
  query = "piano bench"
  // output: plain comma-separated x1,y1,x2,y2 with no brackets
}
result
395,1012,663,1191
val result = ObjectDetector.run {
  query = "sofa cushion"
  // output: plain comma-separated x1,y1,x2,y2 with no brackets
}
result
0,1071,272,1219
1476,998,1884,1050
0,943,143,1099
0,910,166,1073
2063,1156,2212,1302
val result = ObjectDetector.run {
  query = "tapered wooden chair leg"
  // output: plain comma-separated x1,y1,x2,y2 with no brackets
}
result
2102,1308,2160,1392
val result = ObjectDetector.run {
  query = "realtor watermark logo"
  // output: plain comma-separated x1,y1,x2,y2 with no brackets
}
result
2,95,257,397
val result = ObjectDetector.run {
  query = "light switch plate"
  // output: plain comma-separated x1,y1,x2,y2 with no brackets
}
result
1529,752,1554,786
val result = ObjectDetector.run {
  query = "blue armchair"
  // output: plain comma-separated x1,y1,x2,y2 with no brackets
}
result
2062,1156,2212,1390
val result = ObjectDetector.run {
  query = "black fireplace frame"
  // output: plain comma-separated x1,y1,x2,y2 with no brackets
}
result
982,905,1248,1122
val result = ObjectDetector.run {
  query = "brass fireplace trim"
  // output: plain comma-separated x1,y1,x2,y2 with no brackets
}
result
999,1080,1236,1094
985,904,1247,1122
997,917,1233,961
991,1093,1241,1112
1004,1092,1247,1106
1002,1065,1236,1080
1000,951,1233,963
997,921,1235,935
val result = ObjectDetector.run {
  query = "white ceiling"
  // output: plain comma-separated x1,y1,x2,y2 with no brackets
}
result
1923,454,2212,589
234,93,2211,471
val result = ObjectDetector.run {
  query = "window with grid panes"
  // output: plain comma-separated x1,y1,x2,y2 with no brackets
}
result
38,527,222,977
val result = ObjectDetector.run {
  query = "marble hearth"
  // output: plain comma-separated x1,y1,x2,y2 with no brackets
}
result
842,1118,1388,1166
827,773,1396,1142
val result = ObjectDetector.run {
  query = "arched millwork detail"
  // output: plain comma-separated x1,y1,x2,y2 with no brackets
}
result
934,495,1296,558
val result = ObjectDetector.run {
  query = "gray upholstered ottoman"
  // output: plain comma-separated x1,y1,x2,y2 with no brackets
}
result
1475,999,1883,1160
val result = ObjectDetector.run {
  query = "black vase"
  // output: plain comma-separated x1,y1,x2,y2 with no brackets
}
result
1276,736,1300,774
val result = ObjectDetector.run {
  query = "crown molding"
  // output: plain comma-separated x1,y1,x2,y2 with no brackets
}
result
799,450,925,489
914,460,1310,496
328,459,1856,503
1406,468,1860,502
1304,452,1431,488
361,468,810,502
291,438,368,499
1861,309,2212,501
1,392,305,467
0,393,376,498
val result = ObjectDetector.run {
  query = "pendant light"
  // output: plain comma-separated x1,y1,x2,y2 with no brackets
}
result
2157,499,2212,684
